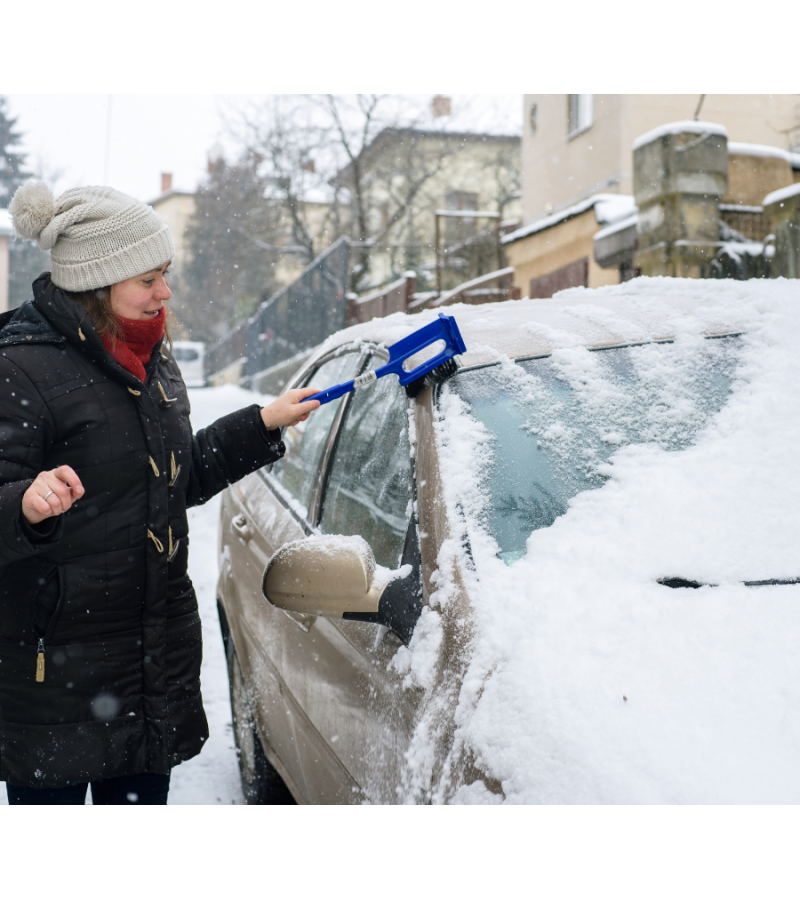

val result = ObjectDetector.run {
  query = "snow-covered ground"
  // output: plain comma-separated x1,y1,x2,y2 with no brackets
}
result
169,384,267,805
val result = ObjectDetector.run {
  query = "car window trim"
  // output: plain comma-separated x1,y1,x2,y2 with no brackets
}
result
308,347,390,527
307,349,374,525
259,344,367,533
256,469,315,536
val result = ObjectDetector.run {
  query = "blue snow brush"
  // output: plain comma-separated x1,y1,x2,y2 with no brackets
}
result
308,312,467,405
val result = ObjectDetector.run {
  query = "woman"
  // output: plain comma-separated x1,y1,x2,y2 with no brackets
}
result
0,182,319,804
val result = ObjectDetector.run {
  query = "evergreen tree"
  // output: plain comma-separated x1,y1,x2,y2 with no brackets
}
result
0,96,27,207
180,155,283,343
0,96,50,309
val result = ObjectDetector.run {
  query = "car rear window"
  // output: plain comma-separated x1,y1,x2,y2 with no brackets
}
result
447,336,742,564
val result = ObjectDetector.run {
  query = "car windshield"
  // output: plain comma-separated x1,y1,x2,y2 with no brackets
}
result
447,336,742,565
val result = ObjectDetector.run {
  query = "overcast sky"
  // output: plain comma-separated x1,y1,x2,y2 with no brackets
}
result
5,94,523,204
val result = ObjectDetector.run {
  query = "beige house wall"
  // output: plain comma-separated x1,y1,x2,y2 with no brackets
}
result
150,191,195,274
357,133,521,287
725,153,793,206
522,94,800,223
504,208,619,298
0,235,8,313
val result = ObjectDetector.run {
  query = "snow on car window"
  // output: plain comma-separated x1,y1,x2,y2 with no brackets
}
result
449,336,741,563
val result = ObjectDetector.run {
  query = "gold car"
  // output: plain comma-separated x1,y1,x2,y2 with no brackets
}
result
216,290,753,804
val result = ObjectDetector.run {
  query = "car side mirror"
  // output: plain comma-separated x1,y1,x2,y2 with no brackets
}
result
262,535,392,618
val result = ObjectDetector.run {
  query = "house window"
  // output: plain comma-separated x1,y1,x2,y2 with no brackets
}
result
530,103,538,135
567,95,593,138
446,191,478,213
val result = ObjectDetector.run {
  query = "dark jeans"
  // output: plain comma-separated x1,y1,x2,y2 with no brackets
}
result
6,772,171,805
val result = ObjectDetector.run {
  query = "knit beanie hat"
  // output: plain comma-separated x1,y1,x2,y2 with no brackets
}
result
9,182,175,292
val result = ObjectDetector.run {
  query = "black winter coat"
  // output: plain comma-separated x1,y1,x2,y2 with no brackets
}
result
0,274,284,788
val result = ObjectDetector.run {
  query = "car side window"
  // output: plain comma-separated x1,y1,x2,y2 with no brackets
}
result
319,360,413,569
270,352,360,514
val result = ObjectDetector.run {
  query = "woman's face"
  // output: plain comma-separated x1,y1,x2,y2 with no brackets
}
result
109,263,172,321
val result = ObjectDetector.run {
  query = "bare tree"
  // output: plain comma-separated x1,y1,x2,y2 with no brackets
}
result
228,94,466,292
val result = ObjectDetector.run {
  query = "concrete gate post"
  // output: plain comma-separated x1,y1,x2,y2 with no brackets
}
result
632,122,728,278
764,183,800,279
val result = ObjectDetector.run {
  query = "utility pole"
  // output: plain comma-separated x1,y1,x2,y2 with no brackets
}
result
104,95,113,184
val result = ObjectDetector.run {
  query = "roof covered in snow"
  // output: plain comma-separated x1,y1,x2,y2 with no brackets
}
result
728,141,799,165
593,211,638,243
502,194,636,246
632,120,728,151
763,181,800,208
309,278,756,372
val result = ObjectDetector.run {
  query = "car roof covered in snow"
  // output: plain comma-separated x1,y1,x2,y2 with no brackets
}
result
310,278,758,370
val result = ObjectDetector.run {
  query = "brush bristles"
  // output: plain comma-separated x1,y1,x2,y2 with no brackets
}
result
405,358,459,398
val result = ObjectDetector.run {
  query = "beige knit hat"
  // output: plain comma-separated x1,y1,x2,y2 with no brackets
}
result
9,182,175,292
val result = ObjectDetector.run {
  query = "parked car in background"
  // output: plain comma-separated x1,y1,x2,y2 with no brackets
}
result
216,279,800,804
172,340,206,387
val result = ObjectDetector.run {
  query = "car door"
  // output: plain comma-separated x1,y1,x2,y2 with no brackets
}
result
224,348,364,802
276,350,424,802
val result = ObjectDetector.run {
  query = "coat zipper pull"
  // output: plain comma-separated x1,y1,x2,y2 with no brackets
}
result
36,638,45,683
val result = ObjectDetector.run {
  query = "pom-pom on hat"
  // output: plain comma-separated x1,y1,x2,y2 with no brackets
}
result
9,182,175,292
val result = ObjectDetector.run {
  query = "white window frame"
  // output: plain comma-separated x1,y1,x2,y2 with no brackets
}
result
567,94,593,140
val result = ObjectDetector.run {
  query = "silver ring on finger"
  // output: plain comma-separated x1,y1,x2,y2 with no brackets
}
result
43,490,55,501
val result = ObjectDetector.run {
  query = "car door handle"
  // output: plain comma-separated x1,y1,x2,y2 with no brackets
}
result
231,514,252,541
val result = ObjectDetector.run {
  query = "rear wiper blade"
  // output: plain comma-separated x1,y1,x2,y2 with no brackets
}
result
658,576,800,590
743,577,800,587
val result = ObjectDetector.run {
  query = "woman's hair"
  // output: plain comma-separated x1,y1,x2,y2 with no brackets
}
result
67,285,176,349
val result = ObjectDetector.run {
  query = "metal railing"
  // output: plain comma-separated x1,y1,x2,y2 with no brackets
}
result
206,237,349,385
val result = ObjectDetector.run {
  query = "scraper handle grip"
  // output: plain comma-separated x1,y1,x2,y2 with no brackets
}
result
306,379,355,406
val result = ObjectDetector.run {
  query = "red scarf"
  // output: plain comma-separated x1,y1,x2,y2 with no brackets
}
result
100,308,166,383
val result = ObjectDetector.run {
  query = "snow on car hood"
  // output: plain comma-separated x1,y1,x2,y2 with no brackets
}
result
395,277,800,803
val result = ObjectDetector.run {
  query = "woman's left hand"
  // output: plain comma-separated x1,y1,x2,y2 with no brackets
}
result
260,387,321,431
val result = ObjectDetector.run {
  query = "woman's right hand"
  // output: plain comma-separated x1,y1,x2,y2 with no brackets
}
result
260,387,322,431
22,466,85,525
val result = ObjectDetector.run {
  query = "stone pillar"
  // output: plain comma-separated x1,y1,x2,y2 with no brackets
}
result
764,183,800,279
633,122,728,278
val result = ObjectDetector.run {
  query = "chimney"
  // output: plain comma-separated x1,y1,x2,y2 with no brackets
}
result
161,172,173,194
432,95,451,119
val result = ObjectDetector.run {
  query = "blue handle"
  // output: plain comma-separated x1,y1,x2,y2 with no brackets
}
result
304,313,467,406
306,379,355,406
